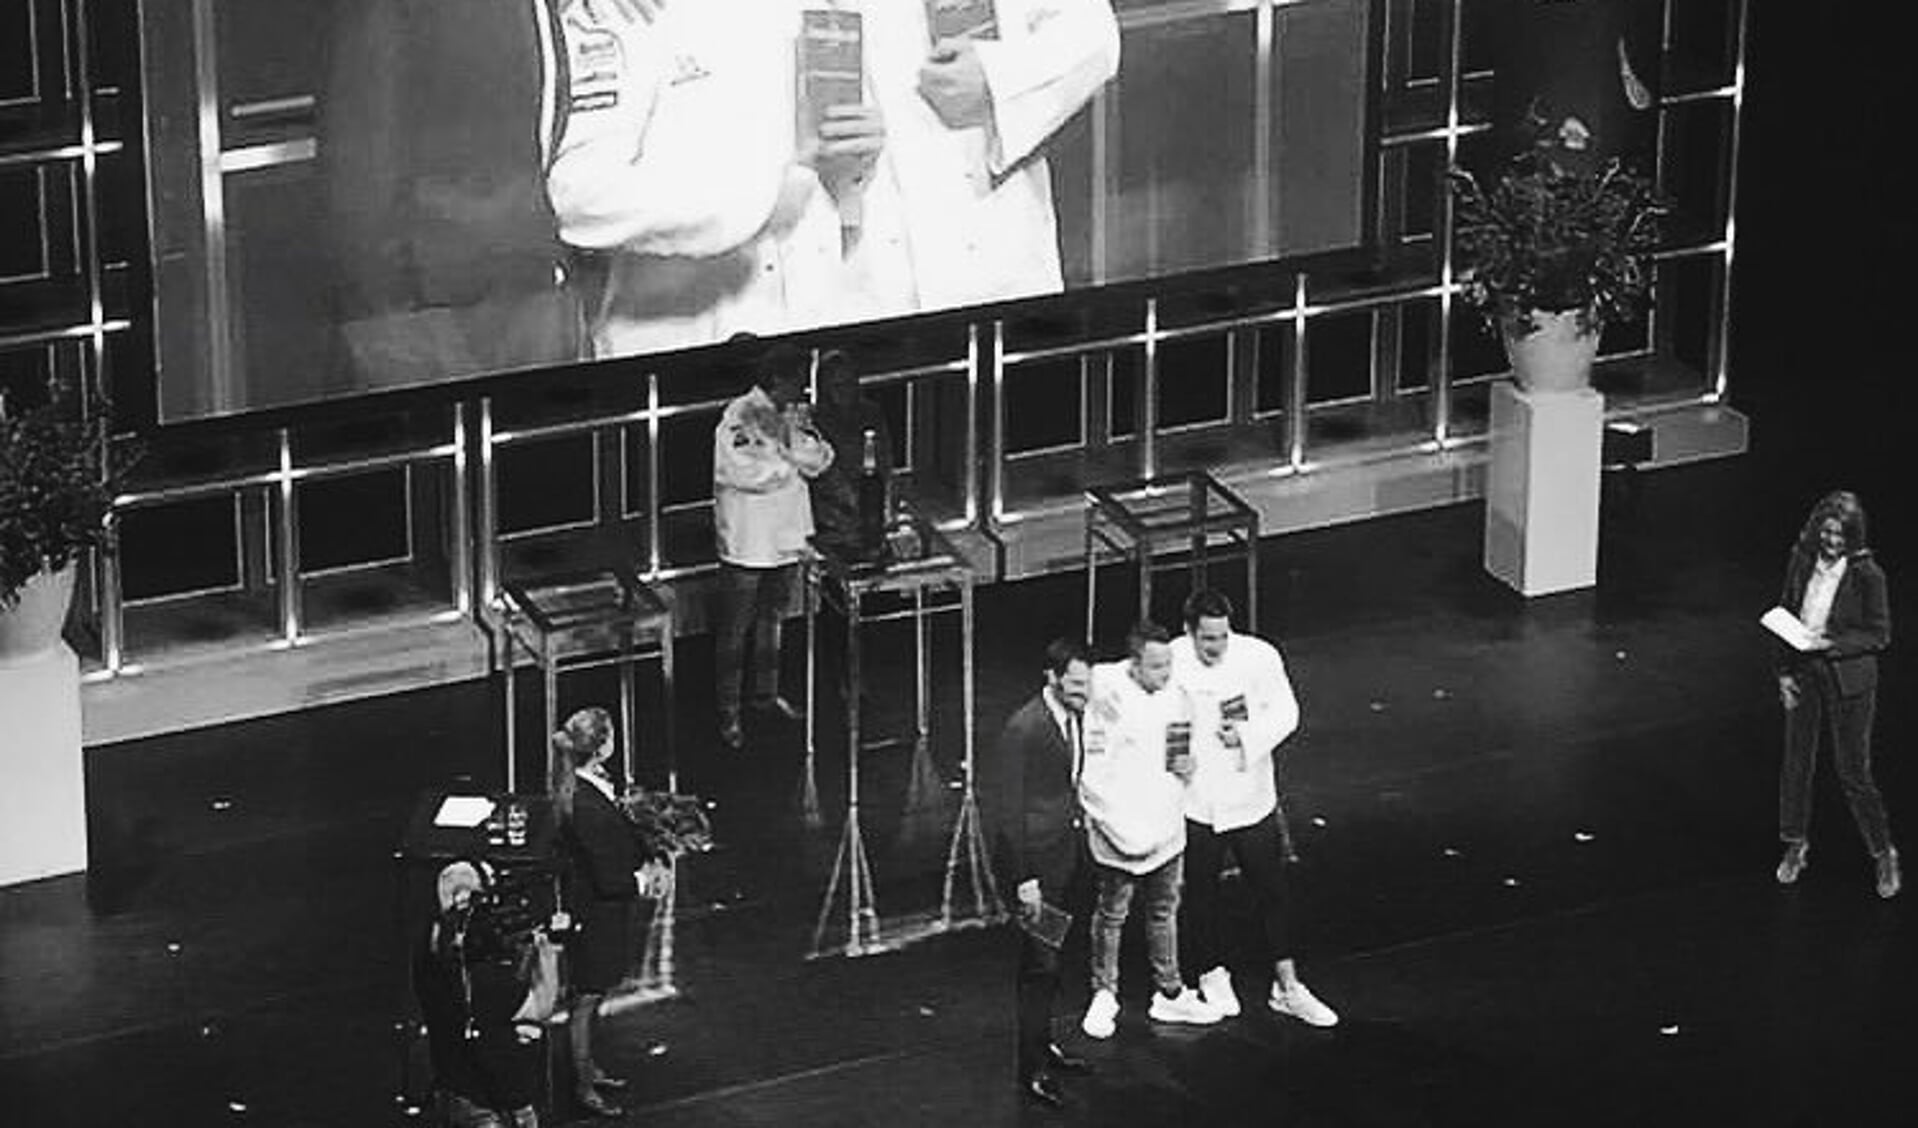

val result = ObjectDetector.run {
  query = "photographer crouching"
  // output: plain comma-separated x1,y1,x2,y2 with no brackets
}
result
413,859,557,1128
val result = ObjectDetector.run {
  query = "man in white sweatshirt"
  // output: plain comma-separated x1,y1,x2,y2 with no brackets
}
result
1077,622,1221,1039
710,343,834,748
1171,589,1337,1027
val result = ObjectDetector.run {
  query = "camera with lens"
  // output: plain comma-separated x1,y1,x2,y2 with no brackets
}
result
448,864,544,966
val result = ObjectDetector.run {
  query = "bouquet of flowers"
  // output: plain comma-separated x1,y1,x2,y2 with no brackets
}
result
616,788,714,864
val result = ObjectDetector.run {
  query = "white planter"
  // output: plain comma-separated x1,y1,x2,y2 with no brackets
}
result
0,564,78,667
1484,382,1604,597
1504,308,1601,394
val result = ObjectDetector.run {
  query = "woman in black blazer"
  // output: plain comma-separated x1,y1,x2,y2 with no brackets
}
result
551,708,642,1117
1773,490,1899,899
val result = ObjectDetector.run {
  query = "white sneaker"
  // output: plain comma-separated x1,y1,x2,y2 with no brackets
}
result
1198,967,1241,1018
1148,986,1223,1025
1269,980,1339,1027
1082,988,1120,1039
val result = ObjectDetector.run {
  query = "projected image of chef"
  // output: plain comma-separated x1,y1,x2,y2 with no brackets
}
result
543,0,1120,359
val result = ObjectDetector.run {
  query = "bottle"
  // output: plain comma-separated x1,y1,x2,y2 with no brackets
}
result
857,427,887,559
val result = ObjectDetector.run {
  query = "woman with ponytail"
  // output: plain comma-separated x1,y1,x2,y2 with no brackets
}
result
550,707,638,1117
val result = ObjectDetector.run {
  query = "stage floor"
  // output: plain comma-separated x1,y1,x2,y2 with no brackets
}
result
3,449,1913,1128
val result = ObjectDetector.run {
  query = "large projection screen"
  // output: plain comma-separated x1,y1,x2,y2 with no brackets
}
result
141,0,1376,424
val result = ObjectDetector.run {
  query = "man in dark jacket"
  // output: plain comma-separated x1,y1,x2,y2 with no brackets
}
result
992,637,1096,1107
1773,490,1899,899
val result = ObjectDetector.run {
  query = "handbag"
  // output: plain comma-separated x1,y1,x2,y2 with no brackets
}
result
511,930,562,1027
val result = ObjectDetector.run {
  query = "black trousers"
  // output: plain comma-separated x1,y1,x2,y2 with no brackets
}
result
1181,811,1295,979
1780,665,1891,856
1015,854,1089,1079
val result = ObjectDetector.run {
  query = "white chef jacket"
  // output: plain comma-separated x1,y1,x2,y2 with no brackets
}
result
1078,660,1189,875
841,0,1121,317
1169,632,1300,833
542,0,845,356
712,388,835,568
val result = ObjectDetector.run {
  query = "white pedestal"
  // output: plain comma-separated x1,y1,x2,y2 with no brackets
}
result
1483,382,1604,597
0,643,88,885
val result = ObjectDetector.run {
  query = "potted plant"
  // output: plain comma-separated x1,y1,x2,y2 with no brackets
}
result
1448,143,1668,394
0,399,128,662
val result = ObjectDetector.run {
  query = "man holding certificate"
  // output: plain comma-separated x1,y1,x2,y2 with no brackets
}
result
543,0,887,356
1769,490,1899,899
1171,589,1339,1027
818,0,1121,319
1078,623,1222,1042
990,638,1095,1108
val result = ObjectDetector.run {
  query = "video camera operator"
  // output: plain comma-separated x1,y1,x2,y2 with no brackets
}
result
414,859,552,1128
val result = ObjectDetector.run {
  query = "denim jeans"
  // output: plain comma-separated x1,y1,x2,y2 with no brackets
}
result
1780,665,1892,856
1090,854,1183,997
713,561,798,722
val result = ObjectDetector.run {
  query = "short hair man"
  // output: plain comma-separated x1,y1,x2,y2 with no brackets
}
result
710,343,834,748
1172,589,1337,1026
991,638,1096,1107
1077,622,1222,1041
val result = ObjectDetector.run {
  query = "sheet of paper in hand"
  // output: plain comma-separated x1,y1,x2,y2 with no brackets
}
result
1019,899,1072,950
798,10,864,145
925,0,998,43
1760,606,1819,653
1164,720,1192,772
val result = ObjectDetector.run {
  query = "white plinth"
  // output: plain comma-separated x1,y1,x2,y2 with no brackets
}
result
0,643,88,885
1483,381,1604,597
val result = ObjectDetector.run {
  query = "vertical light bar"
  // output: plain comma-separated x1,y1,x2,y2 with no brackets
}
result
903,382,917,472
987,320,1006,527
72,0,105,411
275,427,300,644
1646,0,1675,354
1254,0,1275,256
963,323,980,526
478,399,499,609
1364,308,1381,400
190,0,235,412
74,0,117,672
1091,81,1111,285
1140,298,1160,479
1286,275,1307,470
450,403,472,616
101,511,125,675
1713,0,1748,402
1433,0,1465,446
646,373,663,578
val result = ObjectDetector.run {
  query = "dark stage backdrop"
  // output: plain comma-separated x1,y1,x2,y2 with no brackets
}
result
138,0,1375,423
